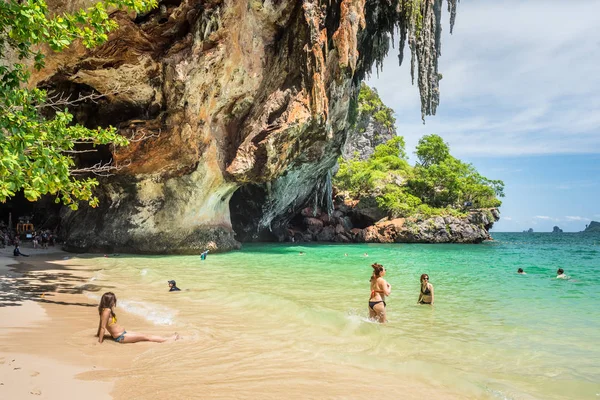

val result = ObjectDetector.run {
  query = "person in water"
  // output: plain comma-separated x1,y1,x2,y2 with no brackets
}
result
417,274,434,305
517,268,526,274
96,292,179,344
13,245,29,257
556,268,567,279
168,280,181,292
368,263,391,323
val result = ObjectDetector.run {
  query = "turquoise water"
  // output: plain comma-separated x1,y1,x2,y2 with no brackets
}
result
87,232,600,399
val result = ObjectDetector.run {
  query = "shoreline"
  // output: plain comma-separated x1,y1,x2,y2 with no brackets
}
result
0,246,115,399
0,244,472,400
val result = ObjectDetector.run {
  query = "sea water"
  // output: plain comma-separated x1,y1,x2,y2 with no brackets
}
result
84,233,600,399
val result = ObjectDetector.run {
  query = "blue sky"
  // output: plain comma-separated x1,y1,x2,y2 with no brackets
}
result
367,0,600,232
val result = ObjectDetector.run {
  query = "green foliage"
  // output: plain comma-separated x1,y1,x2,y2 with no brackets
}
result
356,82,395,130
334,134,504,219
0,0,156,208
371,136,407,160
415,134,450,167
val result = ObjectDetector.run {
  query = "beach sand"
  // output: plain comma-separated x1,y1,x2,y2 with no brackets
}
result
0,244,468,400
0,244,113,399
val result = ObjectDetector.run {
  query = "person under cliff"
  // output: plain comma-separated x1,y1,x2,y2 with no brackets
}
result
417,274,434,305
168,280,181,292
13,245,29,257
368,263,391,323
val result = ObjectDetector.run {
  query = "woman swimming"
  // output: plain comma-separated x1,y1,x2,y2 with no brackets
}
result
417,274,434,305
368,263,391,323
96,292,179,344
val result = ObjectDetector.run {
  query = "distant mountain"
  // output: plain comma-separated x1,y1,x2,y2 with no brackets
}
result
552,226,563,233
583,221,600,232
523,228,534,233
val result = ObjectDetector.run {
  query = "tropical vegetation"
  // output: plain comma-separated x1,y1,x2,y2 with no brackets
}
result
0,0,155,208
335,134,504,219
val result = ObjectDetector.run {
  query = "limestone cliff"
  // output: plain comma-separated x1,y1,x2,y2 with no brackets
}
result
342,83,395,160
583,221,600,233
29,0,459,253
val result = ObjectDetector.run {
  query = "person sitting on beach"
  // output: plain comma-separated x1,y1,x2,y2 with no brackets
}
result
556,268,567,279
417,274,434,305
13,245,29,257
517,268,526,274
200,250,209,260
369,263,391,323
168,280,181,292
96,292,179,344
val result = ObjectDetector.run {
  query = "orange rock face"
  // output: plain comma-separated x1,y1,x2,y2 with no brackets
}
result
34,0,369,253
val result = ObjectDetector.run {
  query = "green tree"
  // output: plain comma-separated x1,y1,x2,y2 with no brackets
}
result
0,0,156,208
335,134,504,219
415,134,450,167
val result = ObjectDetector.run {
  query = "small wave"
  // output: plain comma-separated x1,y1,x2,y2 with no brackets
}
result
118,299,176,326
85,293,176,326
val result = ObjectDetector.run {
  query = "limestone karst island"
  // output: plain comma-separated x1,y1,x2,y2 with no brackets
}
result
1,1,598,400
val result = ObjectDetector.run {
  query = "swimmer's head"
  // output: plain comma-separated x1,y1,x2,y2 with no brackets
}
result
557,268,564,275
168,280,176,287
517,268,524,273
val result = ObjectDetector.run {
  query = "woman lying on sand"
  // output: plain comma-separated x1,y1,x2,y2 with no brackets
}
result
369,263,391,323
96,292,179,344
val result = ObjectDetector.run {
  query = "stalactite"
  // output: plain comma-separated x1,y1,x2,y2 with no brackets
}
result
448,0,459,34
357,0,459,122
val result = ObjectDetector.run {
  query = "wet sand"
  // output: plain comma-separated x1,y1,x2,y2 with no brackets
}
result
0,244,466,399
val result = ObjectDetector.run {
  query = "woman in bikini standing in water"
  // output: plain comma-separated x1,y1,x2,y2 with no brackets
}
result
369,263,391,323
417,274,434,305
96,292,179,344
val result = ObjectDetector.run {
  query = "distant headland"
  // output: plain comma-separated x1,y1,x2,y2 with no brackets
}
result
552,226,563,233
583,221,600,233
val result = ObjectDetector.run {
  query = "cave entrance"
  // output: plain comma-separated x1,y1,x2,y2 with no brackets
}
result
0,192,62,237
229,184,278,242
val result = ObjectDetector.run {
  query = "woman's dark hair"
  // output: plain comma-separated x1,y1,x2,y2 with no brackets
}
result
420,274,429,282
370,263,385,282
517,268,524,273
557,268,564,275
99,292,117,315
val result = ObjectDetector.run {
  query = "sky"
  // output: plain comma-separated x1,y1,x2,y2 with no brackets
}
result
366,0,600,232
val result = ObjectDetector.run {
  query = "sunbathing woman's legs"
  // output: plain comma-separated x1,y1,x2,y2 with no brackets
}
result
120,331,179,343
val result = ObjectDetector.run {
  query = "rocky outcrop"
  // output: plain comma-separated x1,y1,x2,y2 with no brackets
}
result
342,84,395,160
524,228,534,233
583,221,600,233
28,0,459,253
286,202,499,244
552,226,563,233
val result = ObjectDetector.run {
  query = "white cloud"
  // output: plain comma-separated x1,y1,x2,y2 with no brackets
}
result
503,216,513,221
367,0,600,157
565,216,589,221
535,216,551,220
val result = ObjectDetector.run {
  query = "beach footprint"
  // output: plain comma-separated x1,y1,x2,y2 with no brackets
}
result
30,389,42,396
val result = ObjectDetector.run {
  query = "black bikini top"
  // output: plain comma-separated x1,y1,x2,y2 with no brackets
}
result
421,284,431,296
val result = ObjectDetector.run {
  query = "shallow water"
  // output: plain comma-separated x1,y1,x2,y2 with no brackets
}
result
84,232,600,399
